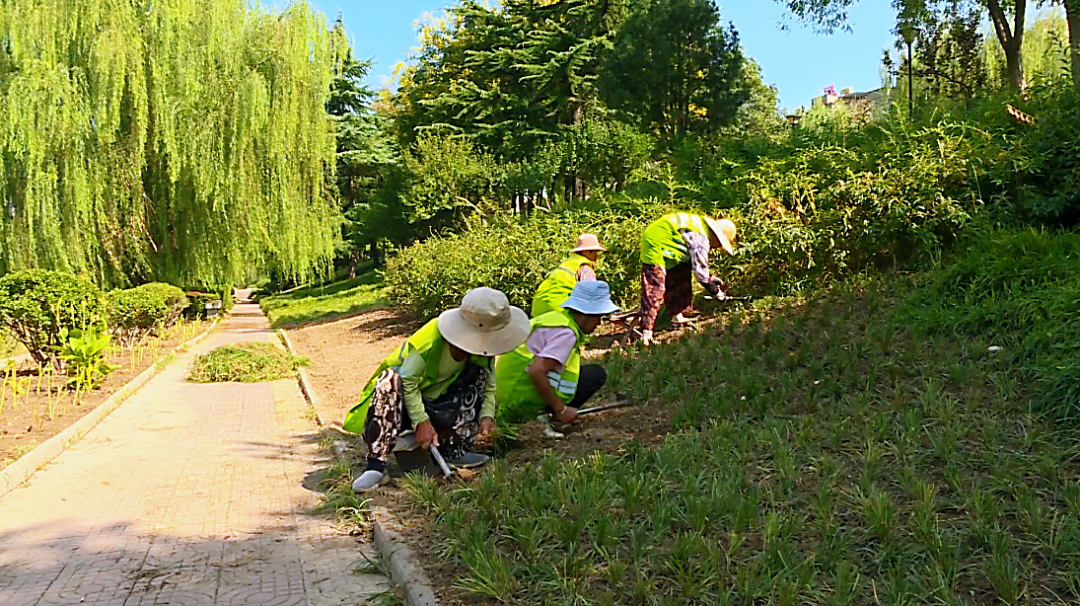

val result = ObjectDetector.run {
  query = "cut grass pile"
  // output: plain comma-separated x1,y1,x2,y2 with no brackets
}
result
401,229,1080,605
187,342,308,383
259,271,386,327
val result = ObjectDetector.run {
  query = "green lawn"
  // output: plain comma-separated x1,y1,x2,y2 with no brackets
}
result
259,272,388,327
401,229,1080,606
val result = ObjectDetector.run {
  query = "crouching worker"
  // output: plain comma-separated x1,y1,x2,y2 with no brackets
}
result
497,281,620,426
343,288,530,492
531,233,606,318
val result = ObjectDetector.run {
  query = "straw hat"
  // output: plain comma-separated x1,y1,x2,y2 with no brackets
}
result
438,288,530,356
704,218,737,256
570,233,608,253
562,281,620,316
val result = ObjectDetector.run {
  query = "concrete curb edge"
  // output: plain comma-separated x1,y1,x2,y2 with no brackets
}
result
277,329,326,428
372,506,440,606
278,328,440,606
0,318,220,500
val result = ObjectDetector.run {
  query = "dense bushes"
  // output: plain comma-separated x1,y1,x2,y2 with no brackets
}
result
385,207,663,318
106,283,189,346
0,270,104,365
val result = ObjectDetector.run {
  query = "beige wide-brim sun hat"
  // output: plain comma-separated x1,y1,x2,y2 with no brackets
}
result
438,287,531,357
704,217,737,256
570,233,608,253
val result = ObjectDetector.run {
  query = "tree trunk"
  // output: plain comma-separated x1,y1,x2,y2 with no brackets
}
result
369,240,381,268
1067,0,1080,91
347,249,360,279
986,0,1027,92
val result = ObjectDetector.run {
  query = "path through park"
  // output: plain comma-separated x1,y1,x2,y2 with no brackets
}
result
0,299,388,606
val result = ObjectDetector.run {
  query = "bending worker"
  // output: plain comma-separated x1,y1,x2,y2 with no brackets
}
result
498,280,620,426
531,233,606,317
343,288,530,491
639,212,737,346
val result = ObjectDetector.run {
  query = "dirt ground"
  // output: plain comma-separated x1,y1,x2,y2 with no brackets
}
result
0,335,184,468
285,308,424,427
284,304,726,605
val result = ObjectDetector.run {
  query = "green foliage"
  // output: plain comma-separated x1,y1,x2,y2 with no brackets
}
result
385,206,661,318
402,136,502,223
106,283,189,346
259,271,387,327
407,267,1080,605
0,270,104,366
600,0,748,137
188,342,309,383
183,292,217,320
55,326,119,391
0,0,340,288
901,228,1080,421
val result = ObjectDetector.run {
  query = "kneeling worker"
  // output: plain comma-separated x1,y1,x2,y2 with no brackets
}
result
498,281,620,426
344,288,530,491
531,233,606,318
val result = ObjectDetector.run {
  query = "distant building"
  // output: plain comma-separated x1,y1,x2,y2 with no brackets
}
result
813,85,890,110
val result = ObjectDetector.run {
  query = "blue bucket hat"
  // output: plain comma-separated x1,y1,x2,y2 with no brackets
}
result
561,281,620,316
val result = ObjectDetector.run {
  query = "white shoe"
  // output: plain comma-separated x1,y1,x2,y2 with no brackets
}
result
351,470,387,492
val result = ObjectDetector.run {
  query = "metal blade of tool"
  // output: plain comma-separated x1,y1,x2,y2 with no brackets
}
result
428,445,454,479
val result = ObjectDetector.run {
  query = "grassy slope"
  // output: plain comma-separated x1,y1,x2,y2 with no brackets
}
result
259,271,387,328
404,228,1080,606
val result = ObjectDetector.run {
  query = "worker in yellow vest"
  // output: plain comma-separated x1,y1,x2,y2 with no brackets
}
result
343,288,529,491
531,234,606,317
639,212,737,346
498,281,620,426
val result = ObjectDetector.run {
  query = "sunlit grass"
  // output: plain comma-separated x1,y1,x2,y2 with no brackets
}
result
396,232,1080,605
260,271,387,327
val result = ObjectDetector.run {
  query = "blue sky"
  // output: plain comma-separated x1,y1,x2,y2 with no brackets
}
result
306,0,898,110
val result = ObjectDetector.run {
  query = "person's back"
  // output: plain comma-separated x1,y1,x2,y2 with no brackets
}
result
530,234,606,318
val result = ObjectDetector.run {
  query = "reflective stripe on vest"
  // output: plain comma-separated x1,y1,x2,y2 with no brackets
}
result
495,309,584,424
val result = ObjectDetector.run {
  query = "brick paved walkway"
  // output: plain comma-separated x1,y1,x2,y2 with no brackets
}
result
0,302,389,606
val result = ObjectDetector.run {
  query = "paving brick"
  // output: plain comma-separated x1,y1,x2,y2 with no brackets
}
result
0,303,390,606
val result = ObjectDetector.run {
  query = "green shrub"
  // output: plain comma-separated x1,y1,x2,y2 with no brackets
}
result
386,206,663,318
56,326,120,390
183,291,216,319
106,283,189,345
0,270,104,365
188,342,309,383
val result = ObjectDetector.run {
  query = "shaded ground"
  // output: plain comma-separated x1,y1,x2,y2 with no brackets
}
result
0,302,389,606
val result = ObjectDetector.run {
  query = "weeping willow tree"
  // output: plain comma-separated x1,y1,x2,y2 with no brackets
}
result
0,0,341,288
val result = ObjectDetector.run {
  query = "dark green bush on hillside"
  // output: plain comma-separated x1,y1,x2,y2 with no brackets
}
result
107,283,189,346
386,207,666,318
0,270,104,365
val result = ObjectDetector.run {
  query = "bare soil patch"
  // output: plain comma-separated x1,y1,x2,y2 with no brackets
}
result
1,335,185,468
284,308,423,426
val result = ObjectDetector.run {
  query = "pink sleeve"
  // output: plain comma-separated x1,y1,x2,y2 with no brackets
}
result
576,264,597,282
525,327,579,372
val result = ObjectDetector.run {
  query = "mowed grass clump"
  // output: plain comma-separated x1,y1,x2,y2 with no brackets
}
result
188,342,309,383
404,251,1080,605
